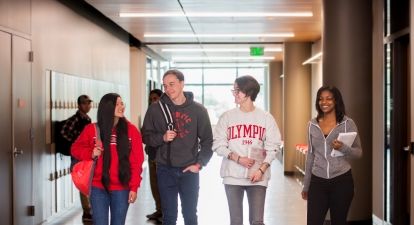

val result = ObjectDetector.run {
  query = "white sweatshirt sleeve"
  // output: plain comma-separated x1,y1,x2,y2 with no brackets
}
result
263,112,282,164
212,112,231,157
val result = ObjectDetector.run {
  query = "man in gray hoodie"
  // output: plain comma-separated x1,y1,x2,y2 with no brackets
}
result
142,69,213,225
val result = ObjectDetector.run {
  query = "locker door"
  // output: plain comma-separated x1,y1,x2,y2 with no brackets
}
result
12,35,33,225
0,30,13,225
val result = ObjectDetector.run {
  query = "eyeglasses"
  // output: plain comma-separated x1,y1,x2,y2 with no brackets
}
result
231,89,240,95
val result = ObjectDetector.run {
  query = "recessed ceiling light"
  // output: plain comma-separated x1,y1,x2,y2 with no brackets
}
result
172,63,269,68
145,33,294,38
162,48,282,52
120,12,313,18
172,56,275,61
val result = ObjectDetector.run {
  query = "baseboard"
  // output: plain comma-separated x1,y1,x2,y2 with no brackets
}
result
323,219,372,225
284,171,295,176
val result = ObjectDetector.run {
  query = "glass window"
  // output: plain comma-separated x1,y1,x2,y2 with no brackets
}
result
238,68,265,83
184,85,203,103
180,69,202,84
204,68,236,84
203,85,236,124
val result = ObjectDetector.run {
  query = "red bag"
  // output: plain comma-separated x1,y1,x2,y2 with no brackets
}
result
71,124,100,196
71,159,96,196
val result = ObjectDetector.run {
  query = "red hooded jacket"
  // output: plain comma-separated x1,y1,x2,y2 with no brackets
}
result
71,122,144,192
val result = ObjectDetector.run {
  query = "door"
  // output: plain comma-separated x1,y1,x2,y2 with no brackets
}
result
12,35,33,225
0,30,13,225
385,34,411,225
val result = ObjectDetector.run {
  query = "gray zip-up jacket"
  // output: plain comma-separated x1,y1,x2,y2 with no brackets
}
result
302,116,362,192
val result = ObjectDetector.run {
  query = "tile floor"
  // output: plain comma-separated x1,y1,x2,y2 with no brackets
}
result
43,155,307,225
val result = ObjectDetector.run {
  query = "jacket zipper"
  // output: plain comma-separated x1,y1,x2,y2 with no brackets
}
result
311,119,347,179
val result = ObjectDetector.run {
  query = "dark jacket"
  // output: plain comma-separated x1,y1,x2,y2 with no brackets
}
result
142,92,213,167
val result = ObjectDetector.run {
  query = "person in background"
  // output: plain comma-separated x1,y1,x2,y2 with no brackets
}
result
71,93,144,225
142,69,213,225
144,89,163,222
61,94,93,222
213,75,281,225
301,86,362,225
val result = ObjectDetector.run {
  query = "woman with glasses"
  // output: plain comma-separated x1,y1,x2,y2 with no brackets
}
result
213,75,282,225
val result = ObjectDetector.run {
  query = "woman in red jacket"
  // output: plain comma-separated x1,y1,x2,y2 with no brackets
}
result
72,93,144,225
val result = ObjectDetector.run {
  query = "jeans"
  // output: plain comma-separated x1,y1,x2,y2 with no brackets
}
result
225,184,267,225
307,170,354,225
157,164,199,225
89,187,130,225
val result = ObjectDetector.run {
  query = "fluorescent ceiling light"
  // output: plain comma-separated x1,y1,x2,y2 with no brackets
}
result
302,52,322,65
173,63,269,68
172,56,275,61
162,47,282,52
145,33,294,38
120,12,313,18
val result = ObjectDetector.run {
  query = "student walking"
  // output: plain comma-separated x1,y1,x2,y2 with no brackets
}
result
213,75,282,225
301,86,362,225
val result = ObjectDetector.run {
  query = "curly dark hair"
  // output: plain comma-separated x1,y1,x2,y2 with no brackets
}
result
315,86,346,123
97,93,130,191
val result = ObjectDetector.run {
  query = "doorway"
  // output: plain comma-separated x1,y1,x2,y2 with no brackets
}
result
0,30,33,225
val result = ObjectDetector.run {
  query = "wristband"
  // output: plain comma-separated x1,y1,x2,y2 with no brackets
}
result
259,168,265,174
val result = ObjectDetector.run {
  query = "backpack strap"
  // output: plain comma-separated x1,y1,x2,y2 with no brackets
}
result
158,101,174,131
158,101,174,166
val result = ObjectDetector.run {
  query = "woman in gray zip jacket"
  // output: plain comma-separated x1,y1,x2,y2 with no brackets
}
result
301,86,362,225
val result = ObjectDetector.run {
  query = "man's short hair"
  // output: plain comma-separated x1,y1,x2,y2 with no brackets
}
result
163,69,184,81
77,95,93,105
235,75,260,101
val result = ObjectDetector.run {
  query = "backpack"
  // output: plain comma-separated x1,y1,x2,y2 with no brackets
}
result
54,119,72,156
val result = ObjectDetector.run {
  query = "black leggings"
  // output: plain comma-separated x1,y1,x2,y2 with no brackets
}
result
307,170,354,225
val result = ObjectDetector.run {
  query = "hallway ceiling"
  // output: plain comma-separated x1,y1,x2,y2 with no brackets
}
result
85,0,322,64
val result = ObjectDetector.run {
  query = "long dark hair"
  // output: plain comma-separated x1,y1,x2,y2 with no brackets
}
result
315,86,346,123
97,93,130,191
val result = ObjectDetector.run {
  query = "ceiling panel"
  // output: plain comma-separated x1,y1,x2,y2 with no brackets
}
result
85,0,321,63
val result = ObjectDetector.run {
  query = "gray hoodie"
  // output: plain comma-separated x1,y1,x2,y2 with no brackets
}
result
302,116,362,192
142,92,213,167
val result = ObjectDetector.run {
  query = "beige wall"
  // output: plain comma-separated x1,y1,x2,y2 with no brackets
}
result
31,1,134,223
0,0,31,35
310,40,323,118
130,48,148,128
283,42,312,172
269,61,284,138
410,0,414,224
372,0,385,222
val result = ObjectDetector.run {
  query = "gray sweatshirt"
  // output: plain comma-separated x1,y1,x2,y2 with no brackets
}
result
302,116,362,192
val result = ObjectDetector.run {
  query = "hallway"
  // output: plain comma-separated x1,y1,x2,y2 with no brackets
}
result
43,155,307,225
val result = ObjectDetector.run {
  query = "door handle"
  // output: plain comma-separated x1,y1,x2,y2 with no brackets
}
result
403,146,410,151
13,147,24,158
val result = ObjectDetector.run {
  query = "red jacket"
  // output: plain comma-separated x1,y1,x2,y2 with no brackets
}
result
71,122,144,192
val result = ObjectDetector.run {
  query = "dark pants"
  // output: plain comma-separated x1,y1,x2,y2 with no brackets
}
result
149,159,162,213
307,170,354,225
157,164,199,225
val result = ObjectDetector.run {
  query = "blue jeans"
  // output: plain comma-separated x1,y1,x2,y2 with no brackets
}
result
157,164,200,225
89,187,130,225
225,184,267,225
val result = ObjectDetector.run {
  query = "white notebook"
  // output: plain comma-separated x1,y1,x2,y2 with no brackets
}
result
331,132,357,157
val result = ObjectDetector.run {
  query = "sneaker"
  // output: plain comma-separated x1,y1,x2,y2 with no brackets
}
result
82,213,93,222
146,211,162,220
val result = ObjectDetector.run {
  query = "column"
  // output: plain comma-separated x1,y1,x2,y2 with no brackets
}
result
323,0,372,222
